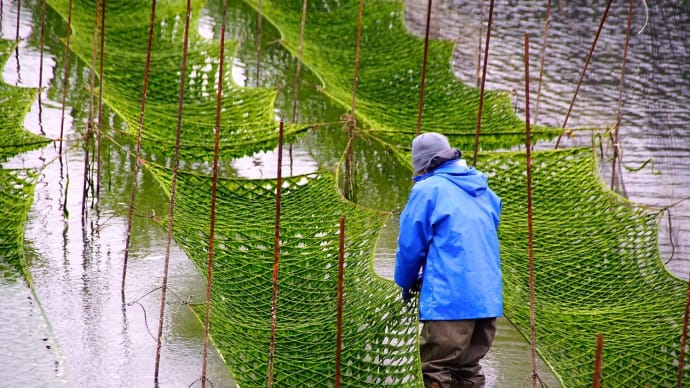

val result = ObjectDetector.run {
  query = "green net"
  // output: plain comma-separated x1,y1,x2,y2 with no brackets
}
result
34,1,690,386
242,0,562,152
0,40,48,161
147,164,422,387
476,147,688,387
0,39,47,280
47,0,306,162
0,168,39,281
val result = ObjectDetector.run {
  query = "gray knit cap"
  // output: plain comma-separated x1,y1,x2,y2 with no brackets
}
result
411,132,451,173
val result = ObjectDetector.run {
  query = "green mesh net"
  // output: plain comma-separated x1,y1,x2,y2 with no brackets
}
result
47,0,306,162
0,40,48,161
147,165,422,387
243,0,562,152
0,168,39,281
28,1,690,387
0,39,47,280
476,147,689,387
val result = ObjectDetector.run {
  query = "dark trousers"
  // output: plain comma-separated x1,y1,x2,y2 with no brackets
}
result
419,318,497,388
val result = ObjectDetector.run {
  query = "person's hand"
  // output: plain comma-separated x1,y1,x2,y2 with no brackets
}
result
401,274,423,302
401,287,413,302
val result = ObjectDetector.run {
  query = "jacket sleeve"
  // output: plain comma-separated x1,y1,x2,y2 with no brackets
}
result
394,185,433,290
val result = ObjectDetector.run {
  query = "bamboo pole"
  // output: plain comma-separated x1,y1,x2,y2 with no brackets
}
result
554,0,613,149
121,0,157,300
415,0,432,136
472,0,494,166
95,0,107,204
37,0,47,135
335,216,346,388
81,0,102,224
343,0,365,201
255,0,262,87
200,1,227,386
58,0,74,158
524,32,540,388
267,121,285,388
610,0,634,194
154,0,192,382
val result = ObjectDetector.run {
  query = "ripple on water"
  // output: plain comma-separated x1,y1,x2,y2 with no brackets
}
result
0,277,64,387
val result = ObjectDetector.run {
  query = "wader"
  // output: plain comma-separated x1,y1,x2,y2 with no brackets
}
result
420,318,497,388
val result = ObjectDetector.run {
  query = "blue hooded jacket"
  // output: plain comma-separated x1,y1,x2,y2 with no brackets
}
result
394,159,503,320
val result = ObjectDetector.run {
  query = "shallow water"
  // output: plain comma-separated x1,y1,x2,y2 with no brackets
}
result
1,0,688,387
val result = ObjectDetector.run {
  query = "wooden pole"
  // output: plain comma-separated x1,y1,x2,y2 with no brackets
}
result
554,0,613,149
154,0,192,382
335,216,346,388
524,32,539,388
267,121,285,388
472,0,495,166
200,1,227,386
121,0,157,300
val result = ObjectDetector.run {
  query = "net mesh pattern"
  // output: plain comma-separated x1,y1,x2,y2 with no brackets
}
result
475,147,688,387
15,1,690,387
0,39,46,280
0,40,47,161
148,165,422,387
244,0,562,152
0,168,38,281
47,0,306,162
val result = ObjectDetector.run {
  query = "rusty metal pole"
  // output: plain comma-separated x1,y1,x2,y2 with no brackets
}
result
472,0,494,166
415,0,433,136
533,0,551,126
593,334,604,388
121,0,157,300
554,0,613,149
335,216,346,388
267,121,285,388
200,2,228,387
154,0,192,382
524,32,540,388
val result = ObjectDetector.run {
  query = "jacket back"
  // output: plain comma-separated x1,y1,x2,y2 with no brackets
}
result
394,159,503,320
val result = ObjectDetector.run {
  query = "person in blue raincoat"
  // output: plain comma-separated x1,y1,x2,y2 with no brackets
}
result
394,132,502,388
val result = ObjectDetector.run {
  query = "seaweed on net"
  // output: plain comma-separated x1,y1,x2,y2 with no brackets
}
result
38,0,690,386
0,39,49,280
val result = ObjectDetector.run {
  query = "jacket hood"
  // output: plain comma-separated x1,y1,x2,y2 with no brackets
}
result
414,159,488,197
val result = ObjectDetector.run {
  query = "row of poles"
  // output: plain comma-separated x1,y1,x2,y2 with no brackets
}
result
413,1,688,388
5,0,689,386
